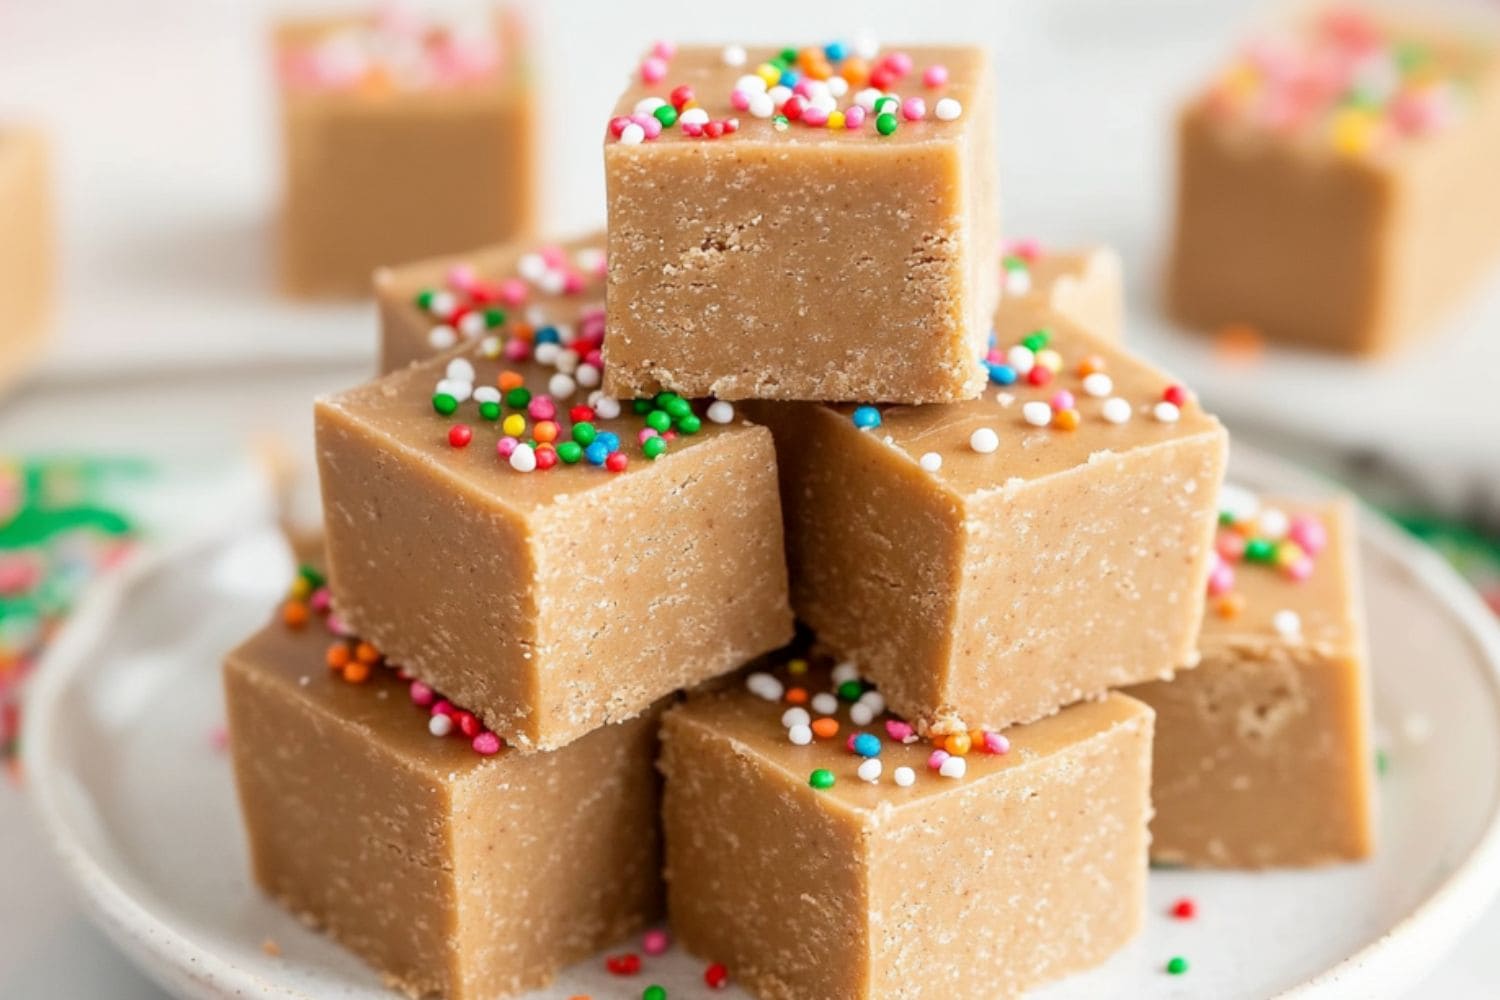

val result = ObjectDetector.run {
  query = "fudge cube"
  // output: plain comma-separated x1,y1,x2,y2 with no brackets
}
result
1127,493,1376,867
1001,240,1123,341
224,595,662,999
0,127,52,393
1168,9,1500,354
751,303,1227,733
376,231,605,373
603,43,999,403
660,658,1154,999
316,330,793,750
275,9,537,298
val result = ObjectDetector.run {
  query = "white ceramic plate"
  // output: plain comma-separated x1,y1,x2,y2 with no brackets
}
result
22,445,1500,1000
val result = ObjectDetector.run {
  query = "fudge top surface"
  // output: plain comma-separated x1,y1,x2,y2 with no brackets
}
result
1002,241,1116,298
1202,492,1361,655
606,43,988,150
377,231,606,356
668,655,1152,818
1189,7,1495,158
809,303,1223,499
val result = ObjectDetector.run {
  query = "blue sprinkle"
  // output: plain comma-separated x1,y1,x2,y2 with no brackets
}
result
987,328,998,348
779,69,799,87
852,733,881,758
824,41,847,62
851,405,882,429
585,441,610,466
597,431,621,453
987,363,1017,386
534,325,561,344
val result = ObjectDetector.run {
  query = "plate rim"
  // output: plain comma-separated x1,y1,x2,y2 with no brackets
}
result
20,444,1500,1000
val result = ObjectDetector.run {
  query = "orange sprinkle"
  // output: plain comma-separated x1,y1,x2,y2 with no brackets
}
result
288,577,312,600
534,420,559,444
1052,408,1080,431
498,370,525,391
342,661,372,684
811,717,840,740
325,642,351,670
785,687,809,705
946,731,973,756
282,600,310,629
1215,593,1246,619
1213,323,1265,366
511,322,535,343
969,728,988,751
840,57,868,85
354,641,381,665
1077,354,1106,377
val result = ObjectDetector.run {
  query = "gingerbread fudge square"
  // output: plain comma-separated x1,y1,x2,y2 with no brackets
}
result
275,8,536,298
1128,492,1376,867
1000,240,1123,341
224,597,661,1000
1168,9,1500,354
604,42,999,403
376,231,605,374
0,127,52,393
752,303,1227,734
316,335,793,751
661,659,1154,999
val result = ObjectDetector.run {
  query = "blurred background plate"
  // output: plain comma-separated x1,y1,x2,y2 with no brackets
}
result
17,443,1500,1000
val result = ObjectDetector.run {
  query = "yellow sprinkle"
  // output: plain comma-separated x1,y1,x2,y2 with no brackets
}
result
787,658,809,675
827,110,845,130
502,414,527,437
756,63,780,87
1331,108,1377,156
1274,540,1307,568
1035,348,1063,374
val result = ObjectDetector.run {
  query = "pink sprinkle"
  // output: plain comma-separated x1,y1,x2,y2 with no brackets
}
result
844,105,867,129
885,719,914,742
1207,560,1235,597
497,277,528,307
642,929,671,956
730,88,750,111
540,245,566,268
496,437,519,459
1288,514,1327,556
845,733,860,752
309,587,331,613
901,97,926,121
431,699,454,718
628,112,663,139
886,51,913,76
446,264,477,291
1050,390,1076,411
1216,532,1247,562
793,79,815,98
562,271,585,295
927,749,950,771
527,397,557,421
1007,238,1043,262
640,56,668,84
325,613,351,637
651,40,676,60
1284,557,1315,582
802,105,829,126
503,338,531,362
472,731,502,755
638,428,659,444
409,681,435,707
983,731,1010,755
584,348,605,368
681,121,703,137
208,725,228,751
923,64,949,88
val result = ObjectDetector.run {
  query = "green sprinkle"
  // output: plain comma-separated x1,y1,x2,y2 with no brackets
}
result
773,114,789,131
571,422,597,446
643,987,667,1000
1166,956,1189,976
873,95,899,115
479,401,501,421
778,47,797,64
1219,510,1235,525
809,768,835,790
504,387,531,409
432,393,458,416
837,680,863,701
875,112,898,136
1376,748,1390,775
663,396,692,419
1021,328,1051,352
646,410,672,432
557,441,583,464
297,565,327,590
632,398,653,414
483,308,507,328
414,289,435,310
675,414,702,435
643,436,667,460
653,105,678,127
1244,538,1276,563
1002,255,1027,273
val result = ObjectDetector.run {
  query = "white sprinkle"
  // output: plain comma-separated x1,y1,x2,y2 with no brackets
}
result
809,92,837,114
576,363,601,388
831,661,860,686
827,76,849,98
1082,372,1113,398
995,391,1015,408
534,342,561,365
811,692,839,716
734,73,766,94
919,451,943,473
745,672,783,701
935,97,963,121
537,270,566,296
435,378,473,402
1102,397,1132,424
893,766,916,788
473,386,501,405
574,247,606,274
1258,507,1290,540
1218,484,1260,523
849,703,875,727
767,84,793,106
592,396,622,420
939,756,967,779
479,335,502,358
509,444,537,472
429,291,457,315
1154,401,1181,424
446,358,476,382
619,122,646,145
748,92,775,118
680,107,710,127
1006,344,1035,374
1022,401,1053,427
788,724,813,746
857,758,883,783
457,311,487,337
428,325,457,350
853,32,880,61
858,691,885,715
1403,713,1432,746
548,373,577,399
969,427,1000,454
428,714,453,737
634,96,667,115
707,400,735,424
781,707,811,729
1272,609,1302,638
854,86,883,111
722,44,747,67
1004,269,1033,296
517,254,547,282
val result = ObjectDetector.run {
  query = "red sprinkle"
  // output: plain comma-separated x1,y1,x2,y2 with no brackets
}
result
454,710,481,739
1171,897,1197,920
606,953,641,976
569,405,595,423
670,84,695,110
605,452,629,473
704,962,730,989
1026,366,1052,387
448,424,473,448
1163,384,1189,406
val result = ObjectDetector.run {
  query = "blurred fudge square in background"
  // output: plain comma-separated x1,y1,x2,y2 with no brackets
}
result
375,231,605,374
275,6,536,298
750,304,1227,735
315,338,792,751
225,609,662,1000
1169,7,1500,355
1129,493,1377,868
660,658,1154,999
603,42,999,403
0,127,52,393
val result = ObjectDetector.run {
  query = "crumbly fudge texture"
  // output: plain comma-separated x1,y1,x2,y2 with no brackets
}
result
750,302,1226,733
1001,240,1123,341
660,658,1153,1000
224,597,662,1000
1168,8,1500,354
0,128,52,392
376,232,605,374
316,332,793,750
275,10,536,298
604,43,999,403
1127,493,1376,867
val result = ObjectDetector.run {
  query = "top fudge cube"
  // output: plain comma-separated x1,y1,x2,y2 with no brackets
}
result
603,43,999,403
316,336,793,751
1168,9,1500,354
752,302,1227,733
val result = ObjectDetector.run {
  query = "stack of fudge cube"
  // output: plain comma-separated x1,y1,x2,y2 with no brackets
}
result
226,37,1375,1000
